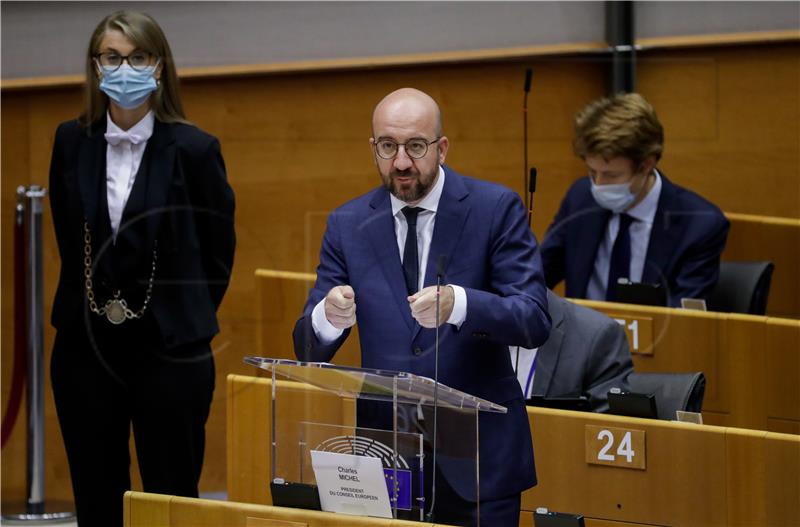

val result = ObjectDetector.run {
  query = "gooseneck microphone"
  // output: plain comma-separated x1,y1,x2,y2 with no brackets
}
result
517,68,536,378
528,167,537,229
523,68,533,215
425,254,448,522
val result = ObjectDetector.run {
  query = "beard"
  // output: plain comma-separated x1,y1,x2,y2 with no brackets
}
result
381,166,437,203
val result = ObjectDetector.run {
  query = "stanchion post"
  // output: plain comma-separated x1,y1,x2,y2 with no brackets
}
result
3,186,74,523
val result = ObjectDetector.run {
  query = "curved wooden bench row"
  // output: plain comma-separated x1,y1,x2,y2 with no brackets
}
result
226,374,800,527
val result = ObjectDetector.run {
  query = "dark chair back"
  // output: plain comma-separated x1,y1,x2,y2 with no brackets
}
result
627,372,706,420
708,261,774,315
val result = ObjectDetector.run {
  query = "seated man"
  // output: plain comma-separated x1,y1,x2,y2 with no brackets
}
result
511,290,633,413
540,93,729,307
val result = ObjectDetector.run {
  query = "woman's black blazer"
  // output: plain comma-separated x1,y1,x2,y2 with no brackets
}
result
48,118,235,349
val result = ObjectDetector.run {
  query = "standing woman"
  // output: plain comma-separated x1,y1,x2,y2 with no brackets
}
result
48,11,235,526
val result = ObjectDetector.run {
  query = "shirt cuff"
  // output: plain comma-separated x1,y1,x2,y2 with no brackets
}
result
311,298,344,344
446,285,467,328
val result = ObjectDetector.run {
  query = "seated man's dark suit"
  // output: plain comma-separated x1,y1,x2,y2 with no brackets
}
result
294,166,551,508
540,173,729,307
530,290,633,413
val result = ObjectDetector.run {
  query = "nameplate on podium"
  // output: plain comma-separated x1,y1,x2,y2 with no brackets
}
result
310,451,392,518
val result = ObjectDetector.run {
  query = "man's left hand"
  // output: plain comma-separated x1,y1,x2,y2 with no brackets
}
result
408,285,454,328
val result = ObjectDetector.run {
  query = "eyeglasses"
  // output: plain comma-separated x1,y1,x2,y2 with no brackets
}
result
373,137,441,160
94,51,157,72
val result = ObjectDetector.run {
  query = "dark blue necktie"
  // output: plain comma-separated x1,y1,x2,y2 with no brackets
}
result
402,207,421,296
606,213,634,301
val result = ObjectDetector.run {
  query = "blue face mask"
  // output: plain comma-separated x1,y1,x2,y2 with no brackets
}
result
590,169,651,213
590,180,637,213
99,62,159,110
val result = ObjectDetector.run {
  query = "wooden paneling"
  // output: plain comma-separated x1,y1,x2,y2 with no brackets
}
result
525,411,727,526
255,270,360,367
227,374,800,527
125,491,452,527
723,213,800,318
2,40,798,505
226,375,355,505
124,490,171,527
638,44,800,219
726,429,800,527
766,319,800,425
577,299,800,432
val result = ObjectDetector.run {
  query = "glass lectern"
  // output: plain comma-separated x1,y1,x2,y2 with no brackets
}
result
244,357,507,525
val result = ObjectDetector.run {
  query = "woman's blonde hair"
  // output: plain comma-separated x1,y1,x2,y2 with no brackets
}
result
573,92,663,167
80,10,186,127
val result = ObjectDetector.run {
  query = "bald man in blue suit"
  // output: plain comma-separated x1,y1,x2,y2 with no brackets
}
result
294,88,551,525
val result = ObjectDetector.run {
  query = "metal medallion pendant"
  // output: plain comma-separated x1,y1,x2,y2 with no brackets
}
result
105,299,127,325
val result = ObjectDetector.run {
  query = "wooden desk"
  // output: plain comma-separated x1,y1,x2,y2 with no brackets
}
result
124,490,451,526
574,299,800,434
723,213,800,319
255,269,800,433
227,374,800,527
524,408,800,527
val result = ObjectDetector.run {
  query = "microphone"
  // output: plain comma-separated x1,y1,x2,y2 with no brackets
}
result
528,167,537,229
436,254,448,279
523,68,533,214
426,254,448,522
518,69,535,379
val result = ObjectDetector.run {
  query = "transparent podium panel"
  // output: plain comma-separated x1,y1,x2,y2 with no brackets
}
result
245,357,505,525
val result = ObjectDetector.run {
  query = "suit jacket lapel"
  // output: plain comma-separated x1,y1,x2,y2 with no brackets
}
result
364,190,415,332
414,168,471,340
77,121,107,232
572,207,610,297
140,120,176,251
422,167,470,288
642,174,680,285
531,292,564,396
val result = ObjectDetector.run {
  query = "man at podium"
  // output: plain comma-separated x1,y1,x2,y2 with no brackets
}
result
294,88,551,525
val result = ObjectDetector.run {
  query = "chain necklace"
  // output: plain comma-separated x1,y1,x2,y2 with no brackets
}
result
83,222,157,325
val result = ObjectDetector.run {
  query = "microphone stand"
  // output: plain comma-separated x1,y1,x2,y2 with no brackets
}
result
517,68,533,378
425,261,444,522
523,68,532,215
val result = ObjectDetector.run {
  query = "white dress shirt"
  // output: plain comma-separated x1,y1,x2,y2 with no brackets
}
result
509,346,538,398
586,171,663,300
312,166,468,343
104,110,155,241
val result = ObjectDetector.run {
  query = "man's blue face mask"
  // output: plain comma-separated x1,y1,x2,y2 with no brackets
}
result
590,179,638,213
98,61,159,110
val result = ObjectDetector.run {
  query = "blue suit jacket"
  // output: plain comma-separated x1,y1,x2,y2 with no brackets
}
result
540,174,729,307
293,166,551,501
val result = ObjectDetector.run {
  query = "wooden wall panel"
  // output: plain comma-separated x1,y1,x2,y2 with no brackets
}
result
638,44,800,219
2,41,798,505
1,94,31,504
723,213,800,318
255,270,360,367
